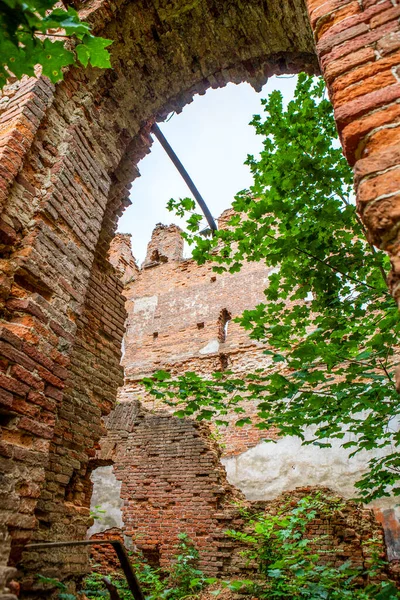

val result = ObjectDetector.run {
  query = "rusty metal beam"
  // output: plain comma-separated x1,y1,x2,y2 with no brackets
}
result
151,122,218,233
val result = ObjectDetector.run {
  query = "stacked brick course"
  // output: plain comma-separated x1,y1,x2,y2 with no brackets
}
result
307,0,400,305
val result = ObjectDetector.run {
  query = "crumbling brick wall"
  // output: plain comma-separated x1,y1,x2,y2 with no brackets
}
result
94,401,388,579
0,3,317,595
109,234,139,286
97,401,246,576
2,0,400,596
119,219,274,455
90,529,125,574
97,218,400,568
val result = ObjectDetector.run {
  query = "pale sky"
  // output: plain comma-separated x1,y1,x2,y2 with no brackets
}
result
118,75,298,264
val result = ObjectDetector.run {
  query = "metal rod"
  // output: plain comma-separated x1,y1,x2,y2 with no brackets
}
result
26,540,111,549
151,122,218,233
103,576,122,600
110,541,145,600
25,540,145,600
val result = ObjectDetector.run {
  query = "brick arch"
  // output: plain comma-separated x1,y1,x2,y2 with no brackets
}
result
0,1,317,594
0,0,400,596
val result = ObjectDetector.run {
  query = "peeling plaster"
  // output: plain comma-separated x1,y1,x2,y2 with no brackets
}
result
199,339,220,354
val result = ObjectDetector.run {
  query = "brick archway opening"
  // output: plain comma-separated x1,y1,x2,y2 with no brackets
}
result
2,0,400,597
0,2,319,595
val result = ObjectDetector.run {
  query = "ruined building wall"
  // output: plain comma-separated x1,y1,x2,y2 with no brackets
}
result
118,219,275,456
96,401,246,576
0,2,317,595
94,401,387,579
92,221,397,572
110,222,398,514
1,0,400,596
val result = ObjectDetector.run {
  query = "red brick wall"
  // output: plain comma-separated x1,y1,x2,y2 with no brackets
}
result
2,0,400,596
98,401,245,576
260,487,387,572
90,528,125,574
306,0,400,309
116,219,276,456
96,221,392,578
95,401,388,578
0,4,317,592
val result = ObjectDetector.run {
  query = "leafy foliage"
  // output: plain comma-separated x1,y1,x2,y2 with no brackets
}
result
90,504,106,521
144,74,400,502
0,0,112,88
36,574,77,600
81,534,208,599
223,493,400,599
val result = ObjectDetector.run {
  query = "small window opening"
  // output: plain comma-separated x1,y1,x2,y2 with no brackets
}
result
218,308,231,343
220,353,229,370
197,322,204,329
210,276,216,283
141,546,161,568
150,249,168,263
153,332,159,340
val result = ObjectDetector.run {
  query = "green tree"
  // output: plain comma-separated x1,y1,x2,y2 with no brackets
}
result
0,0,112,88
144,74,400,503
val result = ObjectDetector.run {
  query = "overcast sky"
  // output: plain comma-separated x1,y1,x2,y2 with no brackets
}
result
118,75,298,264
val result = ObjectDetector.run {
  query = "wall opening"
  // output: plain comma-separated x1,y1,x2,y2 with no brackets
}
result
218,309,232,343
88,466,123,536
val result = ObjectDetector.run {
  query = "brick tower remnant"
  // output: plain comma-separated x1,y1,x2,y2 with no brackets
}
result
143,224,184,268
108,234,139,286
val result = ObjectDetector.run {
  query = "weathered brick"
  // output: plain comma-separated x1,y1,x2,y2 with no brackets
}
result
18,417,54,439
335,83,400,129
341,101,400,161
377,30,400,56
354,142,400,183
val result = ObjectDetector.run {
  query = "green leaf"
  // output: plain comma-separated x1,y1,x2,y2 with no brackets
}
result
31,39,74,82
0,0,112,88
78,34,113,68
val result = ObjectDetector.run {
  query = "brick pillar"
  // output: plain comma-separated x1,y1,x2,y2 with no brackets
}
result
143,224,184,268
306,0,400,301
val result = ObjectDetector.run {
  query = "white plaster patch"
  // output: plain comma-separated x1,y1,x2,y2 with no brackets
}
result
222,436,400,560
87,466,123,536
222,435,396,509
199,339,220,355
134,295,158,314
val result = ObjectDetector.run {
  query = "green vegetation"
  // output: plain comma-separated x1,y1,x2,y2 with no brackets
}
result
0,0,112,88
144,74,400,503
38,533,208,599
36,508,400,599
224,493,399,599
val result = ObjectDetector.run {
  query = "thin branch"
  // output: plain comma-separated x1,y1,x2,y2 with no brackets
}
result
378,359,395,387
263,230,385,293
